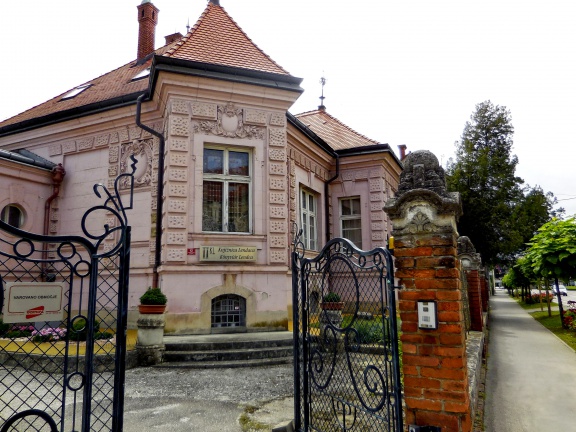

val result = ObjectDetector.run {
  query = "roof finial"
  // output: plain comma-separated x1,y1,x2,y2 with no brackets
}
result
186,18,190,33
318,76,326,110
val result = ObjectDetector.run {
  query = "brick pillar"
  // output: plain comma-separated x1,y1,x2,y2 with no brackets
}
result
458,236,483,332
479,273,489,312
385,151,472,432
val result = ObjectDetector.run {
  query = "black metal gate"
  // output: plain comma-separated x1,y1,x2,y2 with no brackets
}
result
292,227,403,432
0,164,136,431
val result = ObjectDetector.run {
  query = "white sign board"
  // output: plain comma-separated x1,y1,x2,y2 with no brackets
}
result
2,282,64,323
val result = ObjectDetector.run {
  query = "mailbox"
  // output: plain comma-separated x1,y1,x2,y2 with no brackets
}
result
417,300,438,330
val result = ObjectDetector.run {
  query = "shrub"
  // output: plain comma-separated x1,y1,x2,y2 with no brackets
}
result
94,331,114,340
139,287,167,305
68,318,100,341
322,292,341,303
32,327,67,343
0,318,9,335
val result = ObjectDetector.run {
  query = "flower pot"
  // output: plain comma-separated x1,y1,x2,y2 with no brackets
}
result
321,302,344,311
138,304,166,314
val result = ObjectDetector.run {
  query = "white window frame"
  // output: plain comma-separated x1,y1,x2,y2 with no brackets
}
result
339,197,362,249
300,188,318,251
202,146,252,234
0,204,24,229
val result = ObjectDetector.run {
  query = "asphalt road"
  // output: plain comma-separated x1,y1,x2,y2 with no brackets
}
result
484,290,576,431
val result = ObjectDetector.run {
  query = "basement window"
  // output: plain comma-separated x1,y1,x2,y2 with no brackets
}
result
61,84,91,100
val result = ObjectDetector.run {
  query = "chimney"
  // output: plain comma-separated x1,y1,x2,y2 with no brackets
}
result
398,144,407,160
164,32,183,45
137,0,159,61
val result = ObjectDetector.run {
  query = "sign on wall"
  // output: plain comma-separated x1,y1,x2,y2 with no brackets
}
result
2,282,64,323
200,246,257,262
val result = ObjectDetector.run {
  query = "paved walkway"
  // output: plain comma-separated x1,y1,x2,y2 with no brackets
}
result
484,290,576,431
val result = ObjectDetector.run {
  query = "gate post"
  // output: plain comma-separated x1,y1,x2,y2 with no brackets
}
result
385,151,472,432
457,237,483,332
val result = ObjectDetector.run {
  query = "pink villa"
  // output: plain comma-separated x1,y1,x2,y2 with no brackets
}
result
0,0,402,334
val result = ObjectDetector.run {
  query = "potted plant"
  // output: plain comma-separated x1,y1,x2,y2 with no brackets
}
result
321,292,344,311
138,287,167,314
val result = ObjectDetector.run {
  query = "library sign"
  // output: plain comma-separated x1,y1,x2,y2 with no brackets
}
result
2,282,64,323
200,246,257,262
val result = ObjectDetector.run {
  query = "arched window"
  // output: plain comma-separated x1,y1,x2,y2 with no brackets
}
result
1,205,24,228
211,294,246,328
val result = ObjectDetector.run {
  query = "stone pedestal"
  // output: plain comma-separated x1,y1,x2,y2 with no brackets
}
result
136,313,165,366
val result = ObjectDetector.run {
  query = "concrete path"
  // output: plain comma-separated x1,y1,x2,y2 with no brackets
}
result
484,290,576,431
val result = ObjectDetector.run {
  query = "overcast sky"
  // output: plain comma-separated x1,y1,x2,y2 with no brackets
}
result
1,0,575,215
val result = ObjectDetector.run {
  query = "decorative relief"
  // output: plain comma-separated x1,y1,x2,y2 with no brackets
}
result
170,138,188,152
149,240,156,251
269,235,286,248
166,248,186,262
355,170,368,180
370,202,382,212
371,222,383,231
107,179,115,190
268,127,286,147
269,149,286,162
77,138,93,151
118,129,129,143
62,141,77,154
109,132,119,144
370,168,382,178
192,102,264,139
269,178,285,190
370,211,383,221
269,192,286,204
270,250,286,263
167,216,186,228
168,198,187,213
167,232,186,245
170,153,188,166
369,178,382,192
109,146,119,163
108,166,118,177
371,232,384,241
404,212,438,234
270,221,286,233
244,109,267,125
48,144,62,156
169,168,188,182
95,134,109,147
342,172,354,182
129,127,142,140
269,112,285,127
370,193,382,202
171,99,189,115
191,102,217,119
168,184,187,196
269,206,287,219
119,139,153,188
397,150,448,197
269,163,286,176
170,116,190,137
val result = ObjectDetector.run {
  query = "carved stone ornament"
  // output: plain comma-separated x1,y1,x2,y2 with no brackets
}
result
397,150,448,197
120,140,153,188
405,212,438,234
192,102,264,139
457,236,476,255
457,236,482,266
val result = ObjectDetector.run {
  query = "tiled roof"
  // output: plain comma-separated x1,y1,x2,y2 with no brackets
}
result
0,1,291,132
0,44,175,130
164,2,289,75
295,109,380,150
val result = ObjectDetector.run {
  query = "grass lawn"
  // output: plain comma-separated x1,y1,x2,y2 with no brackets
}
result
513,297,557,310
530,310,576,351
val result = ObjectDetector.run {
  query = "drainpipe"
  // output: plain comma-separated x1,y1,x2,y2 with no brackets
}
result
42,164,66,279
136,93,165,288
325,154,340,243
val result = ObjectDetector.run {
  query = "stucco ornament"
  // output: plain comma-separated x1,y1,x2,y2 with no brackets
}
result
397,150,448,197
405,211,438,234
193,102,264,139
457,236,482,267
120,139,153,188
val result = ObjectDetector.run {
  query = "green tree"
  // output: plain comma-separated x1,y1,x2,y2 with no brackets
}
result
447,101,523,265
524,217,576,326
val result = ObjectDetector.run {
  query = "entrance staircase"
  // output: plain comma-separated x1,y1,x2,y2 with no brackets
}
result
156,331,294,369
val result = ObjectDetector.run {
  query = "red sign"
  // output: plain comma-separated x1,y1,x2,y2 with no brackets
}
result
26,306,45,319
187,248,196,256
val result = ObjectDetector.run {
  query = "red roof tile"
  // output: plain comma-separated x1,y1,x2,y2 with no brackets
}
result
295,109,380,150
164,2,289,75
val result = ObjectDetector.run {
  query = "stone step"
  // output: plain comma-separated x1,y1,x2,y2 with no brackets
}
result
163,346,293,363
164,338,293,352
154,357,293,369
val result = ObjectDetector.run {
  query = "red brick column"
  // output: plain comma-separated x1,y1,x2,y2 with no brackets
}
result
480,275,489,312
465,270,483,332
385,150,471,432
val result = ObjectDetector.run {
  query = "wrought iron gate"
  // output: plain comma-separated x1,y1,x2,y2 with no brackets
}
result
292,227,403,432
0,163,135,431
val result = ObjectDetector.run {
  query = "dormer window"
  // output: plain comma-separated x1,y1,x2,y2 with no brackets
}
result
61,84,91,100
131,68,150,82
